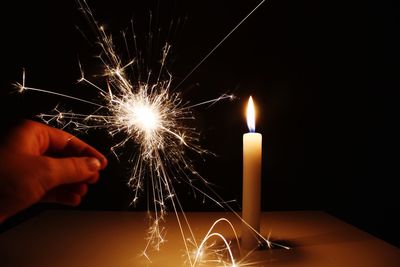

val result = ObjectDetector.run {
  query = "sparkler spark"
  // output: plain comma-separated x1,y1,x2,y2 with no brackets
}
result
188,217,290,267
191,218,240,267
15,0,290,266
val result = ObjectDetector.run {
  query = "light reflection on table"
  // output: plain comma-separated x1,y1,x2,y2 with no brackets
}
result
0,211,399,267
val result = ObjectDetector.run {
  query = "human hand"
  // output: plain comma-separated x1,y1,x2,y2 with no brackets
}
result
0,120,107,223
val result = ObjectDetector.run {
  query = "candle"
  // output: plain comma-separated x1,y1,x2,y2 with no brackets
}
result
242,96,262,251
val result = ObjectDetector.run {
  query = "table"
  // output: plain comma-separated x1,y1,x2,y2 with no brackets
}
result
0,210,399,266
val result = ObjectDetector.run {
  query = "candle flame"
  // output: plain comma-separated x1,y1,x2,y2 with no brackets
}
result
246,96,256,132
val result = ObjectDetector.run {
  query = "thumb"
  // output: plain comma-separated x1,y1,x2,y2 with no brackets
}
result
48,157,102,186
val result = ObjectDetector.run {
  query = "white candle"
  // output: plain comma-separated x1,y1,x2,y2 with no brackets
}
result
242,96,262,251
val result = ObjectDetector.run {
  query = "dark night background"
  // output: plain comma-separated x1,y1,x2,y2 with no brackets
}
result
1,0,399,247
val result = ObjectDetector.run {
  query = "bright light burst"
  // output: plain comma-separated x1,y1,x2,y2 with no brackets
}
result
15,0,291,266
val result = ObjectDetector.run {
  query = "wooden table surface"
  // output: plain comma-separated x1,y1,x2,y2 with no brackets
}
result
0,210,399,267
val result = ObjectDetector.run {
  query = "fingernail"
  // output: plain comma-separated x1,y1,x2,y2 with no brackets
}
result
87,158,101,171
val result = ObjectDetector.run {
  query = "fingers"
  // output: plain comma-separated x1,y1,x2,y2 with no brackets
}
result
3,120,107,169
41,183,89,206
85,173,100,184
41,122,108,169
42,193,81,206
44,156,103,188
61,183,89,196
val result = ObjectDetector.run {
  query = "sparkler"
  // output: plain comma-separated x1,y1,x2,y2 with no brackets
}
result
16,0,289,266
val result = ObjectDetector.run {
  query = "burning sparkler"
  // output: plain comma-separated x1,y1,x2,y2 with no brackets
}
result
16,0,290,266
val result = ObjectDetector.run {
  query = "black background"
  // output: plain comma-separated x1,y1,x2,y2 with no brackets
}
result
1,0,399,247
